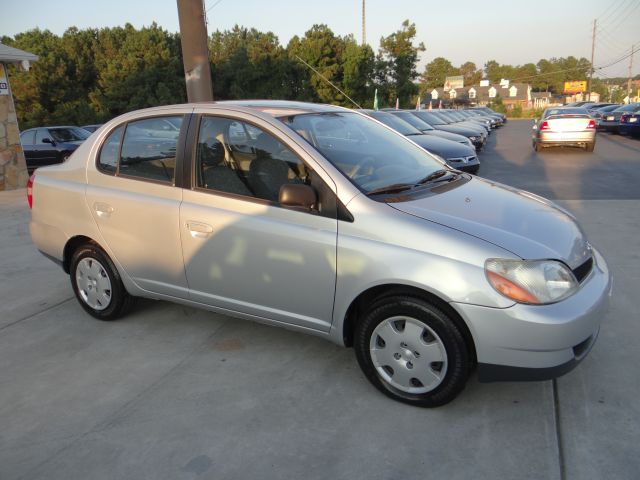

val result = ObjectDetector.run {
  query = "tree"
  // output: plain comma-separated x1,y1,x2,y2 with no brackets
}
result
287,25,347,104
420,57,457,91
209,26,296,100
378,20,425,107
89,23,185,119
341,38,375,107
459,61,482,86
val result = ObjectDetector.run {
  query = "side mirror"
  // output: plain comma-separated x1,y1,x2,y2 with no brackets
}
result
279,184,317,211
42,137,55,145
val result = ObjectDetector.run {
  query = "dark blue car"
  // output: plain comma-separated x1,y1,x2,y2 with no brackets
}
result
619,108,640,137
20,126,90,173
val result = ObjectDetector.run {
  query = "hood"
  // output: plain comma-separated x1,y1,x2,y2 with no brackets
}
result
408,134,475,158
434,125,482,137
423,130,470,144
391,176,591,268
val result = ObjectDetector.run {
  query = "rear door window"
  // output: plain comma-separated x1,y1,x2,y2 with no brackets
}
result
95,116,183,184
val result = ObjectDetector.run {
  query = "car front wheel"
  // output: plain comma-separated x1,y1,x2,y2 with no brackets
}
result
70,244,134,320
354,296,470,407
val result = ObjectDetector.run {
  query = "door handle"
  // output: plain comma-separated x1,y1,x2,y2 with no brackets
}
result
94,202,114,218
186,221,213,238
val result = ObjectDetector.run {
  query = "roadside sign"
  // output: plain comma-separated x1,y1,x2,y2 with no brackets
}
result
563,81,587,93
444,75,464,91
0,64,9,95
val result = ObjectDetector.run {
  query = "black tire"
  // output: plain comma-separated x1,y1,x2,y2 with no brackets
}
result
70,244,134,321
354,296,470,407
585,142,595,152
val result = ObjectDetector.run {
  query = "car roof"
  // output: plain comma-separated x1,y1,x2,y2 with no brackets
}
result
111,100,349,121
214,100,347,116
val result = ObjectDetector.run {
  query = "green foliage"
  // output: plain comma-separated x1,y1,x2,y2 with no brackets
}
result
488,96,507,114
2,21,620,129
511,104,523,118
4,24,186,128
377,20,425,108
420,57,457,91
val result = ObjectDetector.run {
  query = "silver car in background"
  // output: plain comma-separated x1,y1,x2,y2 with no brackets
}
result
532,107,597,152
28,101,611,407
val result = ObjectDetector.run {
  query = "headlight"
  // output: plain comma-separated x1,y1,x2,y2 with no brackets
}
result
469,136,477,141
485,258,578,304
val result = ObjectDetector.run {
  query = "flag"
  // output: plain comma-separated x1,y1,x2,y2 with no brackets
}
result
428,100,432,110
416,96,421,110
395,98,399,109
373,89,379,110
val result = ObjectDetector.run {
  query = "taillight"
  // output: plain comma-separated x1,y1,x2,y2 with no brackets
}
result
620,115,627,123
27,174,35,209
587,120,596,129
539,121,550,130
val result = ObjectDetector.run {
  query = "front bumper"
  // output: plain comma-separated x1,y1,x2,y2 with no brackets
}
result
452,248,612,382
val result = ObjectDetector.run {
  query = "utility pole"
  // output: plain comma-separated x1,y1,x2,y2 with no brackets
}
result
628,45,635,104
587,19,596,102
362,0,366,46
177,0,213,102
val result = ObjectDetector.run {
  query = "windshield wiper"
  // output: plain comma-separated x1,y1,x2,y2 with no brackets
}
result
416,169,456,185
366,183,415,196
367,170,457,197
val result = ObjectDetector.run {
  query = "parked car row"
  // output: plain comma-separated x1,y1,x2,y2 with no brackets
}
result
598,103,640,133
531,102,640,152
27,100,610,407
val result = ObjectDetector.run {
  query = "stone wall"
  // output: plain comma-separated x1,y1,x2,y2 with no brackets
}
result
0,64,29,191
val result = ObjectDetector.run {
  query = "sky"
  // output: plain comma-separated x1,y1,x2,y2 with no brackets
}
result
1,0,639,79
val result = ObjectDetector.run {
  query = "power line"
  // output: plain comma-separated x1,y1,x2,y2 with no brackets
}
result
206,0,223,13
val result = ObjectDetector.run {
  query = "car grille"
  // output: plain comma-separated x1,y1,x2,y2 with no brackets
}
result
447,155,477,164
572,256,593,283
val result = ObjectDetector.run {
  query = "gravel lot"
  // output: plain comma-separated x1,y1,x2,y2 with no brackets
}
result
1,121,639,480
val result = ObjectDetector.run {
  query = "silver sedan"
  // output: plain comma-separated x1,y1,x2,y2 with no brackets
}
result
28,101,611,407
532,107,596,152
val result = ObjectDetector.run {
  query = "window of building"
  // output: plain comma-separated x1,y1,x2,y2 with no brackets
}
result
469,89,476,99
489,87,496,98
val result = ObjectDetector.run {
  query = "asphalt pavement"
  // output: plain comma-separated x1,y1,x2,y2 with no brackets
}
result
1,121,639,480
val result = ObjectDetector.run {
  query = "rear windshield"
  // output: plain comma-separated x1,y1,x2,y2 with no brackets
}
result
543,107,589,118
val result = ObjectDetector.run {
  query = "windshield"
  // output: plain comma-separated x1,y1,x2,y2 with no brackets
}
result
280,112,445,194
48,127,90,142
392,111,435,131
369,111,422,136
415,111,448,125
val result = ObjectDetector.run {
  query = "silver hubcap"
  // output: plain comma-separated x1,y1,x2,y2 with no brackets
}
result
370,316,448,394
75,258,112,311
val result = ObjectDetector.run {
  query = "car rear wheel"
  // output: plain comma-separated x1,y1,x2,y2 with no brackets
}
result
533,141,541,152
354,296,469,407
70,244,134,320
585,143,595,152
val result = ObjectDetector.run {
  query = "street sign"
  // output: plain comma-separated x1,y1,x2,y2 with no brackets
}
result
0,64,9,95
